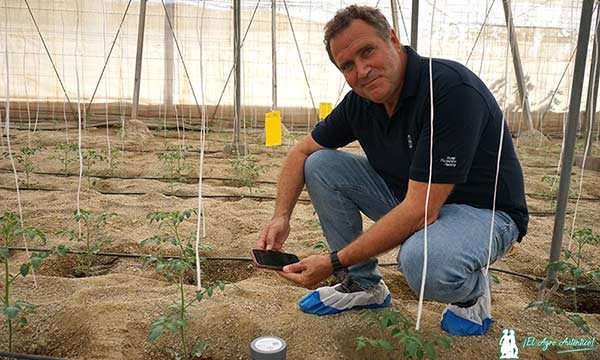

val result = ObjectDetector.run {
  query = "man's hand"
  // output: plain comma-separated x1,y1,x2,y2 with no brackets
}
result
278,254,333,287
256,216,290,251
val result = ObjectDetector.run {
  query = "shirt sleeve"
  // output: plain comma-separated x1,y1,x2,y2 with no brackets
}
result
311,92,357,148
409,84,490,184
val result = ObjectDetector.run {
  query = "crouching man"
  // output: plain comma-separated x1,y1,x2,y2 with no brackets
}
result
256,5,528,336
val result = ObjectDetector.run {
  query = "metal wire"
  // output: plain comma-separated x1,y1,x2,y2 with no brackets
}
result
22,0,78,122
85,0,133,115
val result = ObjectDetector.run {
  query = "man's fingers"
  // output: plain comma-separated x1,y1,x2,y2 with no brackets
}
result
282,261,304,273
256,228,267,249
265,226,275,250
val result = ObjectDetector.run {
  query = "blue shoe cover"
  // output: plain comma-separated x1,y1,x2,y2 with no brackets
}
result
298,280,391,316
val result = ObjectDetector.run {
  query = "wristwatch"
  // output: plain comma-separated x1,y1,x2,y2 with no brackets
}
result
329,250,348,280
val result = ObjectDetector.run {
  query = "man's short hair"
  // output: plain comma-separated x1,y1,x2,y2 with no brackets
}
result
323,5,392,67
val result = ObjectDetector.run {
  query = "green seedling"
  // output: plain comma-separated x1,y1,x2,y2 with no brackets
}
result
82,149,106,188
104,148,121,177
15,146,45,187
158,145,193,192
60,209,115,277
0,212,67,352
526,300,590,334
50,143,78,176
547,228,600,312
228,154,268,194
141,209,224,359
312,240,330,253
526,228,600,335
540,175,578,210
356,308,451,360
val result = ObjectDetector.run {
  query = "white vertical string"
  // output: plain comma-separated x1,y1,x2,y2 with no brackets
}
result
23,33,31,147
485,3,513,276
415,0,436,331
102,0,112,171
4,0,36,287
75,0,83,236
194,0,208,290
60,10,69,145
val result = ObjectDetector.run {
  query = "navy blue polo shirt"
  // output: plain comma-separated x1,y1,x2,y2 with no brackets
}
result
312,46,528,241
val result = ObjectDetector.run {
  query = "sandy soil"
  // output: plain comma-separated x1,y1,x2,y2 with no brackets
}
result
0,127,599,360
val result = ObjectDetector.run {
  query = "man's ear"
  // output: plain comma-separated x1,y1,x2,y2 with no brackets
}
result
390,28,402,51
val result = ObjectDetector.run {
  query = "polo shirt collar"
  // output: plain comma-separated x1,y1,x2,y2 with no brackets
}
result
399,46,422,102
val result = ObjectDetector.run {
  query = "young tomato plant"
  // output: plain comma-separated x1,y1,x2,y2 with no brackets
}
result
0,212,67,352
526,300,590,334
50,143,78,176
141,209,224,359
355,308,451,360
60,209,115,277
228,153,268,195
82,149,106,189
527,228,600,335
547,228,600,312
158,145,193,193
15,146,45,187
104,147,121,177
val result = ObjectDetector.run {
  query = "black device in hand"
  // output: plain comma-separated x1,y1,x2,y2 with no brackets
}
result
251,249,299,271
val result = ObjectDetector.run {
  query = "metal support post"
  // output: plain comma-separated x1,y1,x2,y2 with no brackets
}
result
132,0,147,120
584,3,600,156
390,0,399,34
232,0,241,152
410,0,418,50
272,0,277,110
539,0,594,299
501,0,534,132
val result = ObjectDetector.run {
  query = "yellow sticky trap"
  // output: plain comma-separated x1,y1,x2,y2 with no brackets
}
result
319,102,332,120
265,110,282,147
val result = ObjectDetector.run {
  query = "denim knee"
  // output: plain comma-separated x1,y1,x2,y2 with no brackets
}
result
304,149,337,189
398,240,475,304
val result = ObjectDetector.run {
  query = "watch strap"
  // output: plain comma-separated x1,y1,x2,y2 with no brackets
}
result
330,250,347,279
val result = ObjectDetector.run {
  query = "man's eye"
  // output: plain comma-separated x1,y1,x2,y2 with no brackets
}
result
363,48,374,57
341,63,353,72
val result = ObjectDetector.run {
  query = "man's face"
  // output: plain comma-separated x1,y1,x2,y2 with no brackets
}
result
330,19,405,108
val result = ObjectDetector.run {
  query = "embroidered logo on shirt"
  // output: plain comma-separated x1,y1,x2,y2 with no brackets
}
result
440,156,457,167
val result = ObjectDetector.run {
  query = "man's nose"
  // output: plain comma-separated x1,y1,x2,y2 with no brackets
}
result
356,60,371,80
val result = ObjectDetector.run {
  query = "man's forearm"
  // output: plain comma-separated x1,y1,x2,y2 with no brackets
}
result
337,202,422,267
272,149,309,219
337,181,454,268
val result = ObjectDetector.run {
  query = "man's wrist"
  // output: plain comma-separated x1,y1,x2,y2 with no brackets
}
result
272,212,291,221
330,250,348,280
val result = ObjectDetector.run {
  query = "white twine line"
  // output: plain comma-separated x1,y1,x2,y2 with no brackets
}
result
194,0,208,291
4,0,36,287
415,0,436,331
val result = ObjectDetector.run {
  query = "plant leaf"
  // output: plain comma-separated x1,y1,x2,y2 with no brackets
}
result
148,324,165,344
20,263,31,277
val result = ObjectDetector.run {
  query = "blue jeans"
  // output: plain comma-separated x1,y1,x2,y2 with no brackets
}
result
304,149,519,304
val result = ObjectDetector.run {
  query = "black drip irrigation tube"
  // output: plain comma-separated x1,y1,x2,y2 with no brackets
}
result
8,247,253,262
14,246,600,293
0,168,278,185
0,186,312,203
0,351,66,360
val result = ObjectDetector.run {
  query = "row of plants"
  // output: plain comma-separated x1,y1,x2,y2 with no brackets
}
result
1,144,121,188
0,208,223,359
2,144,269,195
1,208,599,358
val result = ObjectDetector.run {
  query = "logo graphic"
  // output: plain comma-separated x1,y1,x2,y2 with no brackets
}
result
439,156,457,167
499,328,519,359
